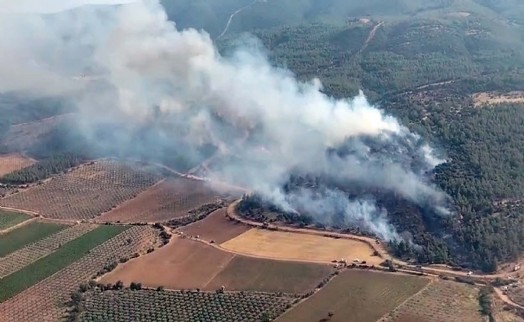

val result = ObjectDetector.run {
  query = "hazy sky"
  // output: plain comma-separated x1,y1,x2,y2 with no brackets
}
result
0,0,137,14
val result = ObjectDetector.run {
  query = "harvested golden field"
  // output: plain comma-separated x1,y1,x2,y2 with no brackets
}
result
98,177,222,223
0,160,162,220
0,154,35,176
221,228,382,265
379,279,482,322
178,208,250,244
278,270,430,322
102,236,333,294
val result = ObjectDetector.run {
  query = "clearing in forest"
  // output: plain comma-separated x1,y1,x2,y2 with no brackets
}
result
101,236,333,294
0,225,127,303
0,160,162,220
98,177,222,223
0,154,35,176
379,279,482,322
0,221,66,257
0,210,32,230
472,91,524,107
277,270,430,322
177,208,250,244
221,228,382,265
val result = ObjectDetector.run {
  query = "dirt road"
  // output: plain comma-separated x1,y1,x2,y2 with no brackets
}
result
359,21,384,53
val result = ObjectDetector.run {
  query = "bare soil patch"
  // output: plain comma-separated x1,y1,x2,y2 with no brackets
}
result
205,256,333,294
0,154,35,176
177,208,250,244
278,270,429,322
472,91,524,107
101,237,235,290
98,177,223,223
221,228,382,265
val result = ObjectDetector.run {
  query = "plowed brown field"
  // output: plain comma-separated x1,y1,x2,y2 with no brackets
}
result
101,236,333,294
98,177,222,223
177,208,250,244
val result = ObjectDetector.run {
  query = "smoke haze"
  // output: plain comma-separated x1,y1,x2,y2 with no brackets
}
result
0,0,451,240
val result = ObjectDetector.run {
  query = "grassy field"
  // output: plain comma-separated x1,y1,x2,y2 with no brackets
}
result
278,270,430,322
379,279,482,322
221,228,382,265
0,210,32,230
0,221,66,257
0,225,127,303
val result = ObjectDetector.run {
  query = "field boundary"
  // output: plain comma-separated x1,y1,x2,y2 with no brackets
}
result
226,200,389,260
0,217,37,235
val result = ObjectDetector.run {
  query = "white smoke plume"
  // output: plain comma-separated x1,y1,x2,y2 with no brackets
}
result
0,0,450,240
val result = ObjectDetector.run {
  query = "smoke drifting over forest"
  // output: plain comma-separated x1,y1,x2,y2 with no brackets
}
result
0,0,451,240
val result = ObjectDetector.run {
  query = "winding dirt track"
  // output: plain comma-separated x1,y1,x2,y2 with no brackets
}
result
217,0,260,39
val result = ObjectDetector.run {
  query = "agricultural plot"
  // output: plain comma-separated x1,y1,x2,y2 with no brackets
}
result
102,236,333,294
76,289,295,322
0,225,127,303
221,228,382,265
98,177,222,223
0,160,163,220
0,209,32,230
0,225,161,322
178,208,250,244
205,256,334,294
379,279,482,322
0,221,66,257
277,270,430,322
0,223,97,278
0,153,35,176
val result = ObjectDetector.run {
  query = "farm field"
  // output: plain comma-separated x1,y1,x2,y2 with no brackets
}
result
0,225,127,303
97,177,222,223
379,279,482,322
0,221,66,257
0,153,35,176
101,236,236,290
0,223,98,278
0,160,163,220
205,255,333,294
508,286,524,307
0,225,160,322
178,208,250,244
102,236,333,293
221,228,382,265
76,289,296,322
277,270,430,322
0,209,32,230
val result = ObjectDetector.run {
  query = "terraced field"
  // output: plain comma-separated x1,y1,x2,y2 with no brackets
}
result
0,225,162,322
278,270,430,322
76,289,296,322
0,221,66,257
0,223,98,278
0,161,163,220
98,177,222,223
379,279,482,322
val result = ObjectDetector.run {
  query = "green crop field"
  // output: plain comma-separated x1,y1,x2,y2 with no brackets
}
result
0,221,66,257
0,224,127,303
277,270,430,322
0,210,31,230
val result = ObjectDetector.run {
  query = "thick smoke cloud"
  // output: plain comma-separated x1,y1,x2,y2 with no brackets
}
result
0,0,450,240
